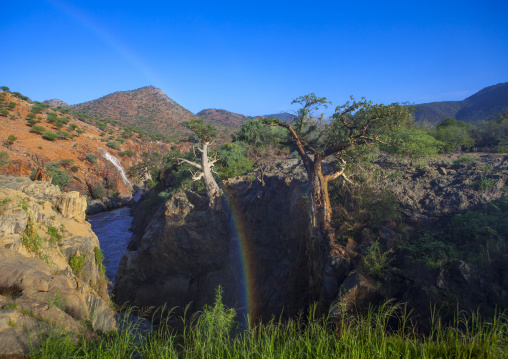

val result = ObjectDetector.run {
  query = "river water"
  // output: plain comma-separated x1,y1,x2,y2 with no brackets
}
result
87,207,133,285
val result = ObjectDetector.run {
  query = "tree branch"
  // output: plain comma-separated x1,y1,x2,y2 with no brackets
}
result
177,158,203,170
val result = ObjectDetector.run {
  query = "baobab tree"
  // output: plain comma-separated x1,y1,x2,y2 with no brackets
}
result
263,94,413,303
177,118,222,210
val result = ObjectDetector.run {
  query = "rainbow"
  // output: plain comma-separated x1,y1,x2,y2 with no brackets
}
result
223,187,259,321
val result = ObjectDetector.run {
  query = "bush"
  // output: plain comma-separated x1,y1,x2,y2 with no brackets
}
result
106,141,120,150
56,130,72,140
70,166,79,172
69,253,86,275
30,126,46,134
26,113,36,120
76,129,84,135
90,184,107,199
59,159,74,167
216,142,253,179
86,154,97,164
0,151,9,168
7,135,16,142
473,175,494,191
0,109,9,117
7,102,16,109
45,162,70,188
43,132,58,141
27,119,37,126
432,118,475,153
118,150,135,157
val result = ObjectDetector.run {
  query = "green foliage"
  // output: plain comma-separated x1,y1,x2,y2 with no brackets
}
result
31,104,46,114
48,290,65,310
7,134,16,142
93,247,106,275
183,118,218,143
452,156,476,167
29,293,508,359
44,162,70,188
86,154,97,164
59,158,74,167
106,141,120,150
56,130,72,140
0,151,9,168
90,184,107,199
0,109,9,116
431,118,475,153
12,92,29,101
27,119,38,126
68,123,79,131
30,125,46,134
216,142,253,179
26,113,36,120
22,218,48,263
383,127,442,163
233,119,287,147
118,150,135,157
7,101,16,109
0,86,10,92
46,226,62,246
473,175,494,191
70,166,79,172
363,241,393,278
69,253,86,275
398,232,454,269
43,132,58,141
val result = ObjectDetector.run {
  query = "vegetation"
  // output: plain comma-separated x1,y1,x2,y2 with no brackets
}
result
29,289,508,358
106,141,120,149
86,154,97,164
0,151,10,168
43,132,58,141
69,253,86,275
44,162,70,188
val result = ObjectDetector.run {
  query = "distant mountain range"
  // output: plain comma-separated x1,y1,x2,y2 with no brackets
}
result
413,82,508,125
42,82,507,141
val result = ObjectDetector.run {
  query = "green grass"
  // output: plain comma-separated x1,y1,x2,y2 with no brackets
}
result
29,289,508,358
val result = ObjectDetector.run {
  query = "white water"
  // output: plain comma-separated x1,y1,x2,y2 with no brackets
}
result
99,149,133,189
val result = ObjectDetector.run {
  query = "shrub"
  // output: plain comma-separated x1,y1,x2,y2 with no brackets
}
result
363,241,393,278
30,126,46,134
7,135,16,142
45,162,70,188
473,175,494,191
70,166,79,172
27,119,38,126
76,129,84,135
118,150,135,157
56,130,72,139
94,247,106,275
0,151,9,168
0,109,9,117
7,102,16,109
216,142,253,179
90,184,107,199
69,253,86,275
43,132,58,141
26,113,36,120
106,141,120,150
86,154,97,164
68,123,78,131
0,86,10,92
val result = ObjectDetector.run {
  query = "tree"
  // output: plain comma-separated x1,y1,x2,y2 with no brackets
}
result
176,118,221,210
263,94,413,303
0,86,9,92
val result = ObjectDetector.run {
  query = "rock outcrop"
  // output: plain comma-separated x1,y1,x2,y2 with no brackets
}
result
115,159,311,321
0,175,115,357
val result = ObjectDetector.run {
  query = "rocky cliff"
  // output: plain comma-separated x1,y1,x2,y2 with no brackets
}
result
0,175,115,357
115,153,508,327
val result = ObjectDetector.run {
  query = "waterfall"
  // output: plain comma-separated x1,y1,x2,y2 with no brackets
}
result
98,149,133,189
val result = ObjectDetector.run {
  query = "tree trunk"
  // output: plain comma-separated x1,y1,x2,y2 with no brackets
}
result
201,142,221,210
305,157,336,309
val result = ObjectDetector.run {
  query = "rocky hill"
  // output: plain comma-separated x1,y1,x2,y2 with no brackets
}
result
0,90,175,211
43,98,70,108
0,176,115,357
414,82,508,125
68,86,199,141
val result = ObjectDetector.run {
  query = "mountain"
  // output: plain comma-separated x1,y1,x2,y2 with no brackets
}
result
414,82,508,125
254,112,295,122
197,108,250,128
68,86,199,141
43,99,70,108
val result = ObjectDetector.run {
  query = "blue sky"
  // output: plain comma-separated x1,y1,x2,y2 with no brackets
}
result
2,0,507,116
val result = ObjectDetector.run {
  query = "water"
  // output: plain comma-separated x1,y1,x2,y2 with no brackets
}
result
99,148,133,189
88,207,133,284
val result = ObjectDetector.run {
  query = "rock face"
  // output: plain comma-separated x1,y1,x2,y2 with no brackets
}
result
0,176,115,357
115,160,310,321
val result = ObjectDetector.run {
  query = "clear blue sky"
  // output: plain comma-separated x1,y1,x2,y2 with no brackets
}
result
2,0,507,116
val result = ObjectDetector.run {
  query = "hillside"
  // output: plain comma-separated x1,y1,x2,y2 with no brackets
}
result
68,86,197,141
414,82,508,125
197,108,295,127
0,89,174,208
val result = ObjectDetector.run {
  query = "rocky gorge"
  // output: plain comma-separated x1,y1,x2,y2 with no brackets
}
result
115,152,508,328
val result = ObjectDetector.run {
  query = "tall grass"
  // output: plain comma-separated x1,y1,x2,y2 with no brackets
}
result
30,290,508,359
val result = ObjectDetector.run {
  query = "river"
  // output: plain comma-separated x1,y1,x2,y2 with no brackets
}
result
87,207,133,285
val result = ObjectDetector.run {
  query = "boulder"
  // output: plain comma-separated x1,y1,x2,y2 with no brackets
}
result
53,191,87,222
